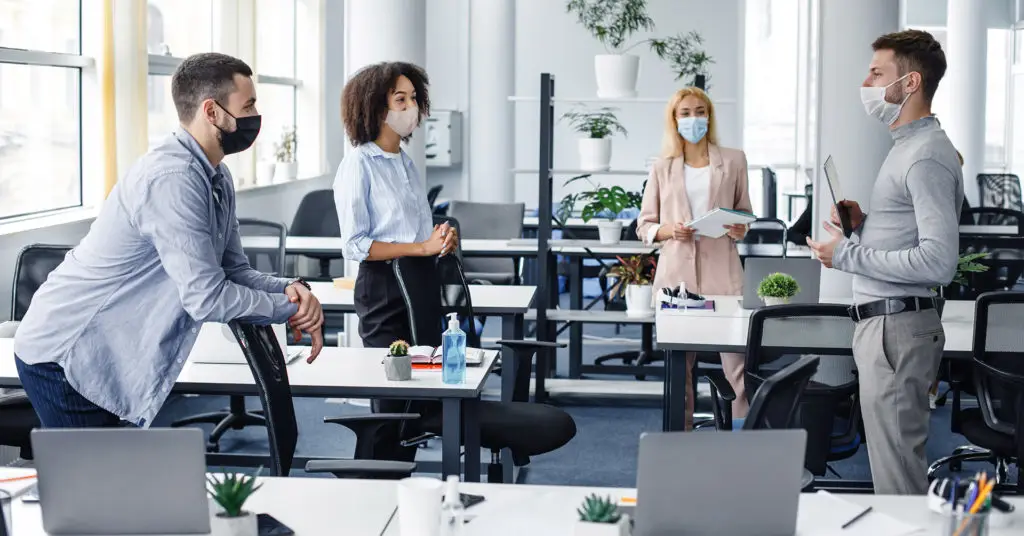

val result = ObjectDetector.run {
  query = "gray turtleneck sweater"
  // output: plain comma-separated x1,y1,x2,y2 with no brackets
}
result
833,116,965,304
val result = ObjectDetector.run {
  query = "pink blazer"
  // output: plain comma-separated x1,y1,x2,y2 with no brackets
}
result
636,144,753,297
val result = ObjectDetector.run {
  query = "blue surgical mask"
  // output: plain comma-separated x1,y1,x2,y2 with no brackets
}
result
676,116,708,144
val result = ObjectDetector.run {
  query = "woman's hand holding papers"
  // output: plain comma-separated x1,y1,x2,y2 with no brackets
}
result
672,223,695,242
723,224,748,241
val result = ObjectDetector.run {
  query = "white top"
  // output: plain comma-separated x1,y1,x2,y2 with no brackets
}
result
644,164,712,244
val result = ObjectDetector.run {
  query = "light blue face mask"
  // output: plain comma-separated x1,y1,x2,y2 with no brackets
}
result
676,116,708,144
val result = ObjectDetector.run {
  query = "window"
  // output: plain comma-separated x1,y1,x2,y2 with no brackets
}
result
0,1,85,220
254,0,299,164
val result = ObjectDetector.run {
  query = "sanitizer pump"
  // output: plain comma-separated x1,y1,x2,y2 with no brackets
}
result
441,313,466,384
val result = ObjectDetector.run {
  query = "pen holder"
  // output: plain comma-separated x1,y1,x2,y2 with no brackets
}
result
942,508,990,536
384,355,413,381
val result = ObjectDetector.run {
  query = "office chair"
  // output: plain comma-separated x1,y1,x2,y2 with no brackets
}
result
447,201,525,285
739,355,820,430
0,244,72,460
373,254,576,483
706,304,861,481
741,218,788,248
959,207,1024,235
288,189,341,279
427,184,444,209
761,167,778,219
977,174,1022,212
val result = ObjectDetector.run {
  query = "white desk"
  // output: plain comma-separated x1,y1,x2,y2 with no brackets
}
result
310,281,536,316
960,224,1020,235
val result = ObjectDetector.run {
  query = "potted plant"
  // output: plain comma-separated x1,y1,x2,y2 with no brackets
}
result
934,252,990,317
562,107,627,171
207,468,262,536
757,272,799,306
557,174,643,244
573,494,629,536
607,254,656,317
273,126,297,183
384,339,413,381
566,1,714,97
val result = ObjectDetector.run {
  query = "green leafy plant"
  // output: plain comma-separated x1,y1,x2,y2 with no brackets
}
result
562,107,628,139
207,467,263,518
649,30,715,83
953,252,990,287
274,126,297,163
389,339,409,357
607,254,656,298
557,174,642,223
577,493,622,523
757,273,800,299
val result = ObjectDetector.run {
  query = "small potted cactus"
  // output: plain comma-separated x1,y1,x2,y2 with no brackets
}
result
574,494,629,536
757,272,800,306
207,468,262,536
384,339,413,381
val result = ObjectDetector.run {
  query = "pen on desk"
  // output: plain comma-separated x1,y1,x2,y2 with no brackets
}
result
0,474,36,484
840,506,872,529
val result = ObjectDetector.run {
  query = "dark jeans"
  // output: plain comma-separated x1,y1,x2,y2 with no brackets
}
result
15,356,124,428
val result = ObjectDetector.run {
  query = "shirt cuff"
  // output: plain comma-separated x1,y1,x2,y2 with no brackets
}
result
344,236,374,263
270,294,300,324
645,224,661,245
832,238,852,271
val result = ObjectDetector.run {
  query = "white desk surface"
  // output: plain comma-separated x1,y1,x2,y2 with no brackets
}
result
960,224,1019,235
655,296,976,358
310,281,536,315
526,309,656,324
0,339,497,399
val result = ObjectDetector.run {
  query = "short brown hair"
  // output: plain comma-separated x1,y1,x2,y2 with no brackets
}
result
341,62,430,146
171,53,253,122
872,30,946,102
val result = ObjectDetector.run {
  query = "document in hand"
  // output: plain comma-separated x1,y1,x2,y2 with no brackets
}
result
686,208,757,238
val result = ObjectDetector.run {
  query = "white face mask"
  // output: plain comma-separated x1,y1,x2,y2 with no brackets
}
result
385,106,419,137
859,73,912,126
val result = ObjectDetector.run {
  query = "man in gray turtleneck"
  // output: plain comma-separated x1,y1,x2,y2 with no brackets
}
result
806,30,964,495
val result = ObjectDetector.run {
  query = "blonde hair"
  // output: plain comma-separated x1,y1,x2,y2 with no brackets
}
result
661,87,719,158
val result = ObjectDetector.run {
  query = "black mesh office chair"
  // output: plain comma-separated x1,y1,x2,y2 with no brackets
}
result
370,254,576,482
761,167,778,219
740,355,820,430
427,185,444,209
977,174,1022,212
447,201,524,285
741,218,788,248
288,190,341,279
0,244,72,460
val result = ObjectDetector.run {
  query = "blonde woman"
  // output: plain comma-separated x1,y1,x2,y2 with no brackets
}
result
636,87,753,429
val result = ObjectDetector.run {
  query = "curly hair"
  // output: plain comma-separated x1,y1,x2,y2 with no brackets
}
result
341,62,430,146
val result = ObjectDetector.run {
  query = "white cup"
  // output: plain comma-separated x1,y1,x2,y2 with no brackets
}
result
397,476,443,536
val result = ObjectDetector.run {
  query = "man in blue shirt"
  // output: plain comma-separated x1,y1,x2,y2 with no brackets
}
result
14,53,324,428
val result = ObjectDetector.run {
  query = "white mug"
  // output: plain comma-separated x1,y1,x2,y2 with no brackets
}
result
397,476,443,536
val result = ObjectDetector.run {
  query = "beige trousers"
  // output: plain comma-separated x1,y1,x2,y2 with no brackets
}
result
684,352,748,430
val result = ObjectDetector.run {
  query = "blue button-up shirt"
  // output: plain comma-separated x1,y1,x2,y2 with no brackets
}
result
334,142,433,262
14,127,297,426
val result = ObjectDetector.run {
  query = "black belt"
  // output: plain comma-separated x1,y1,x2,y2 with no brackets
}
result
848,296,937,322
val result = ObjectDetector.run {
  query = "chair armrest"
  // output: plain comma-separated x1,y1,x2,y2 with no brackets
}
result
0,390,29,407
0,321,19,338
324,414,420,426
496,340,566,350
304,459,417,479
702,369,736,402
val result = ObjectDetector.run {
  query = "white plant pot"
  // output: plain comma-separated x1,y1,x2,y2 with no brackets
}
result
256,161,275,186
596,220,623,245
210,511,257,536
274,161,298,183
594,54,640,99
763,296,791,306
578,138,612,171
625,284,654,317
573,517,630,536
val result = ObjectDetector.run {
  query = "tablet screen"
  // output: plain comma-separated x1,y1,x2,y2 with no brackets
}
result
822,155,852,236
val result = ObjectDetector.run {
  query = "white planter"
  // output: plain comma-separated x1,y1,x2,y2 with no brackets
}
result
274,161,298,183
596,220,623,245
210,511,257,536
763,296,791,306
578,138,612,171
256,161,275,186
573,517,630,536
625,284,654,317
594,54,640,99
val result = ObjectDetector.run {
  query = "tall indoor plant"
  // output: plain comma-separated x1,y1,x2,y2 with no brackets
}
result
608,254,657,316
562,106,627,171
557,174,643,244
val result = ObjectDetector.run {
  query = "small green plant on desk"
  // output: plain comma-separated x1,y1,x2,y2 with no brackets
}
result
384,339,413,381
207,467,262,535
575,494,629,536
757,272,799,306
389,339,409,357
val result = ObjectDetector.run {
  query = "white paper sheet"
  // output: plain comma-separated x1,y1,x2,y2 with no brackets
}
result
686,208,757,238
797,491,924,536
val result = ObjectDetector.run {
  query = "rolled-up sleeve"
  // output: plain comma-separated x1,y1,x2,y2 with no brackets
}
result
334,154,374,262
636,168,661,245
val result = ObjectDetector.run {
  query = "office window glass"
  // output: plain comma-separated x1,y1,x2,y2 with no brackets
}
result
0,0,79,54
255,82,296,163
146,0,213,57
256,0,296,77
743,0,799,167
147,74,177,151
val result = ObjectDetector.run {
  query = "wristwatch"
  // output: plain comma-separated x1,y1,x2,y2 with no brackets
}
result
289,277,311,291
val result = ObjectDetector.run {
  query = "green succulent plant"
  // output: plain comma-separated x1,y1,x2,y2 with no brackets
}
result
389,339,409,357
207,467,262,518
577,493,622,523
757,273,800,299
557,174,642,223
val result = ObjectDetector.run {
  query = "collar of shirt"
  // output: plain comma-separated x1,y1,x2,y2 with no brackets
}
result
362,141,412,164
173,126,227,185
891,114,938,142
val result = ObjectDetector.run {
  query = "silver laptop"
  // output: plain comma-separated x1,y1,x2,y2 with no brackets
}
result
31,428,211,534
742,257,822,309
634,430,807,536
191,322,304,364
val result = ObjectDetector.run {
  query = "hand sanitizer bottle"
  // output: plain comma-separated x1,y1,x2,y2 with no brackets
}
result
439,475,465,536
442,312,466,385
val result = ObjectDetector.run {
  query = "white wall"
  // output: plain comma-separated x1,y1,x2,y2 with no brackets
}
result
424,0,469,200
902,0,1015,27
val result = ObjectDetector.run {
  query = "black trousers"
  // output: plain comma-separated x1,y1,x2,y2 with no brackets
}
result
354,259,440,462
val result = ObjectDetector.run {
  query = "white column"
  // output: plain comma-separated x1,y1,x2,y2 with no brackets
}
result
814,0,899,298
944,0,987,206
467,0,515,202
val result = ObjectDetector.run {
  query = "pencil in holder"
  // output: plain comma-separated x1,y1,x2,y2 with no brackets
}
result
942,508,990,536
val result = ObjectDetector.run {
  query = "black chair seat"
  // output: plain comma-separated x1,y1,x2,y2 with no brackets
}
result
419,400,576,457
959,408,1016,454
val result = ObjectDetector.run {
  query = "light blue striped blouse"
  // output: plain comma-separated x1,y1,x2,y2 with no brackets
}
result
334,142,434,262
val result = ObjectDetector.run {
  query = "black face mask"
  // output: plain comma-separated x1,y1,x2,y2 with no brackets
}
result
214,101,261,155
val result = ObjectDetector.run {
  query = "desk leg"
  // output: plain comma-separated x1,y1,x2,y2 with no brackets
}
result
663,350,687,432
500,314,524,403
569,257,583,379
463,398,481,482
441,398,462,479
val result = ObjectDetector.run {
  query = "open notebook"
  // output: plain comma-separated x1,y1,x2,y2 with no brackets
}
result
409,346,485,366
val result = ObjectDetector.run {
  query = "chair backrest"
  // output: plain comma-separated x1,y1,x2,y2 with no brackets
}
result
742,217,787,247
228,322,297,477
433,215,463,261
761,167,778,218
237,218,287,276
391,256,445,348
288,190,341,237
427,184,443,208
743,355,820,430
977,174,1022,211
961,207,1024,232
11,244,72,321
971,291,1024,437
448,201,524,276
